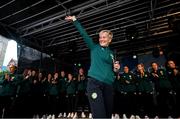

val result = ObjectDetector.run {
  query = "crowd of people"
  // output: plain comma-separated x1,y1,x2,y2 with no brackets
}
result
0,66,89,118
113,60,180,118
0,59,180,118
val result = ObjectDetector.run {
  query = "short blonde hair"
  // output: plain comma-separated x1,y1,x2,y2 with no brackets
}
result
99,30,113,39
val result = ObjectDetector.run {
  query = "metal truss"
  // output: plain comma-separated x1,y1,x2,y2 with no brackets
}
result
17,0,133,37
1,0,180,55
0,0,15,9
43,2,180,47
0,0,46,21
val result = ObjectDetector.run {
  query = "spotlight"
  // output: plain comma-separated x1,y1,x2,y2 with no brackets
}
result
133,54,137,59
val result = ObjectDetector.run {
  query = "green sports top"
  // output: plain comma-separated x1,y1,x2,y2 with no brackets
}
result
73,20,115,85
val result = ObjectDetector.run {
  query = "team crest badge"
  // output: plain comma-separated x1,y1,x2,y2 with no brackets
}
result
91,92,97,99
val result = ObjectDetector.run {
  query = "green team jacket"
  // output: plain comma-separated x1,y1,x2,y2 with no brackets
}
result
73,20,115,85
0,73,19,96
150,69,172,91
121,72,136,93
16,75,32,96
59,77,67,93
48,79,60,96
136,72,153,93
66,80,76,95
77,79,87,91
167,68,180,91
113,76,124,93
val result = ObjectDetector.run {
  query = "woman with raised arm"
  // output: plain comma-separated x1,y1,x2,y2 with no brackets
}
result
65,16,120,118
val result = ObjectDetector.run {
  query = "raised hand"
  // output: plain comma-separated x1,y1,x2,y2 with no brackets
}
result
65,15,76,21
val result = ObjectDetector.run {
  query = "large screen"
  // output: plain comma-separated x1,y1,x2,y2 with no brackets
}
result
0,35,17,72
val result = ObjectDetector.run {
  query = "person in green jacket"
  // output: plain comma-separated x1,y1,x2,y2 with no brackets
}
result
66,73,76,118
166,60,180,117
150,62,173,117
65,15,120,118
75,68,87,117
0,65,19,118
135,63,154,117
48,72,60,117
59,70,67,117
121,66,137,116
113,71,124,116
15,69,32,118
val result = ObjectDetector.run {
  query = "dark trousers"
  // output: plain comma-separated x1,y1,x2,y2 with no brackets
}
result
75,90,87,112
113,91,124,115
14,95,32,118
176,91,180,117
67,94,76,113
124,93,137,117
87,77,113,118
59,92,67,113
157,90,175,117
49,95,59,116
0,96,13,118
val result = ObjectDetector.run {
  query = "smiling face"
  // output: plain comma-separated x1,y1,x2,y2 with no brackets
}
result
137,63,144,72
99,30,113,47
168,60,176,69
9,65,16,74
79,68,84,75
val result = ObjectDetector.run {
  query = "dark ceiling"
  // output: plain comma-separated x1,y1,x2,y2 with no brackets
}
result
0,0,180,63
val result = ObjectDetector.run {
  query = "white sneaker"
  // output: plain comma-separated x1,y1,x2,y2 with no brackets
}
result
112,114,115,119
71,112,74,118
130,115,135,119
145,115,149,119
122,114,127,119
154,116,159,119
67,113,71,118
33,115,36,119
52,114,55,119
41,114,46,119
63,112,67,117
58,113,62,118
81,112,86,118
168,116,173,119
114,114,120,119
135,115,141,119
36,115,39,119
89,113,92,119
73,112,78,119
47,115,51,119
